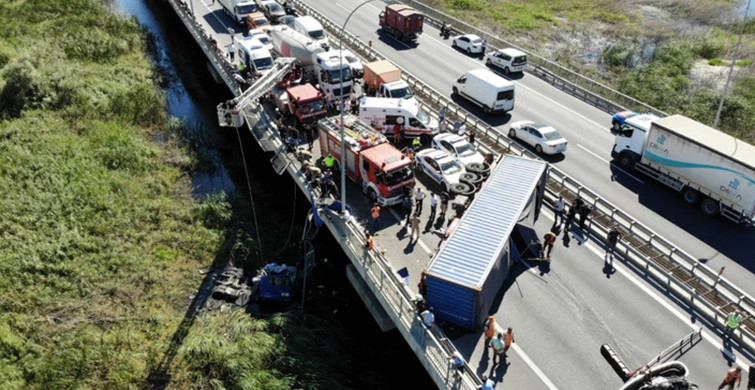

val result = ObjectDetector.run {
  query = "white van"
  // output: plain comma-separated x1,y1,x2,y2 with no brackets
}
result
485,48,527,74
452,69,515,114
236,37,274,75
359,97,438,143
294,16,329,50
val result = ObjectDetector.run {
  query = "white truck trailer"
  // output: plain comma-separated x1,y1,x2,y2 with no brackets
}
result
612,114,755,223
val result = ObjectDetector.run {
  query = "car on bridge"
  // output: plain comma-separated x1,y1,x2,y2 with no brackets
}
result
431,133,484,167
508,121,568,155
415,149,467,192
257,0,286,24
485,48,527,74
247,29,273,51
452,34,484,55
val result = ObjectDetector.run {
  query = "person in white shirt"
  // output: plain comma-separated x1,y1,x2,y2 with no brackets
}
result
553,195,566,225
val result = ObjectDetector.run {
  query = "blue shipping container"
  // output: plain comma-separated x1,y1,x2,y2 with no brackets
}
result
424,156,547,329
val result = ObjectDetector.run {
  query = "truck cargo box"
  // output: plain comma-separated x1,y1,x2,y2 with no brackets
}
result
363,60,402,90
384,4,424,34
424,156,547,329
642,115,755,220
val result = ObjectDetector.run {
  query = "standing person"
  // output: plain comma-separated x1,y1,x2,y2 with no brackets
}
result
439,118,448,133
481,39,487,56
553,195,566,225
414,187,426,216
453,119,462,133
429,193,438,222
440,191,450,216
606,227,622,255
369,203,381,233
503,327,515,357
412,137,421,150
541,231,557,259
410,212,421,241
438,107,446,123
393,123,402,144
457,124,467,137
718,367,742,389
448,351,465,374
227,43,236,62
364,231,374,251
747,363,754,389
725,310,743,338
577,204,591,229
564,206,576,234
305,127,314,150
420,307,435,329
483,316,496,348
491,332,505,366
403,195,413,224
467,129,476,145
227,27,236,44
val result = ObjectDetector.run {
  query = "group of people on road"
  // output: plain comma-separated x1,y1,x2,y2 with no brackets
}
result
540,194,599,259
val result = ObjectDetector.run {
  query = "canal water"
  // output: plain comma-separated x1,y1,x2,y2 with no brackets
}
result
114,0,435,388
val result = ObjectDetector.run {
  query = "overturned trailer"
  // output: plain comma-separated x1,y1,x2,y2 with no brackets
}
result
423,156,547,329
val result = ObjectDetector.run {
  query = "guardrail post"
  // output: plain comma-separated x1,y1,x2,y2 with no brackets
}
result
713,267,726,288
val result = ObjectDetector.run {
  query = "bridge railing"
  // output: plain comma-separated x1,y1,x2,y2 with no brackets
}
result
166,0,243,95
294,0,755,357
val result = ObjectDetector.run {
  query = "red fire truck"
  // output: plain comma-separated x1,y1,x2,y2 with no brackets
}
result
318,115,415,206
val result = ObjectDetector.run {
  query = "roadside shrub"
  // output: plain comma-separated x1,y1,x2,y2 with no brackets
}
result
695,35,726,59
196,191,233,229
603,43,635,68
736,58,753,66
447,0,485,12
109,84,166,127
88,121,158,172
708,57,726,66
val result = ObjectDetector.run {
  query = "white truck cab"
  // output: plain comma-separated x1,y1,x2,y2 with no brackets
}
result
219,0,258,25
295,16,329,50
314,52,353,99
612,113,661,160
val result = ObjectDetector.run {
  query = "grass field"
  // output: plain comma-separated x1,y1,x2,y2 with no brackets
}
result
0,1,378,388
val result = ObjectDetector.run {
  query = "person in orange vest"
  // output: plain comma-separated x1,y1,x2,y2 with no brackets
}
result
718,367,742,390
503,327,515,357
541,231,557,259
369,203,381,233
483,316,496,348
364,231,374,251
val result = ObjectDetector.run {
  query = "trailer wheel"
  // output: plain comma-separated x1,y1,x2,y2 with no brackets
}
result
449,182,474,196
465,162,490,176
452,87,458,96
460,172,483,185
681,187,701,205
508,128,516,139
483,105,491,114
617,152,635,170
700,198,720,217
485,58,492,66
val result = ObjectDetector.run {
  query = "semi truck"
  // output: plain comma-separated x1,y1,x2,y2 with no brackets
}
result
269,26,354,101
612,114,755,223
378,4,424,42
271,83,327,128
218,0,259,25
362,60,413,100
318,115,415,206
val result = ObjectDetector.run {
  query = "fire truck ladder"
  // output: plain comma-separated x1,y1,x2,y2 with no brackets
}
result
602,328,702,386
217,57,296,128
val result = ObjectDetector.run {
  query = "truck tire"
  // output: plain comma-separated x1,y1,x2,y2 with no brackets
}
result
700,198,720,217
449,182,474,196
452,87,458,96
486,58,492,66
508,128,516,139
460,172,482,185
681,187,701,205
617,152,635,170
367,188,378,202
465,162,491,176
483,105,491,114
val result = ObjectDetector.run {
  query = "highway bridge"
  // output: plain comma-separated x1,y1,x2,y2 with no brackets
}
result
166,0,754,388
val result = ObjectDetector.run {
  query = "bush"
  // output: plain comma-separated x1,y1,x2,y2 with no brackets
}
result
708,57,726,66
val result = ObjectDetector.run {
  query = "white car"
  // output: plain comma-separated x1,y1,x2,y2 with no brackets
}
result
508,121,568,155
415,149,466,192
258,0,285,23
452,34,484,55
431,133,484,167
247,29,273,52
485,48,527,74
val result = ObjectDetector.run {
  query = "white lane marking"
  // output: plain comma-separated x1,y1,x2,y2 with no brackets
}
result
531,209,752,368
387,207,434,255
576,144,645,184
491,323,559,390
582,242,752,368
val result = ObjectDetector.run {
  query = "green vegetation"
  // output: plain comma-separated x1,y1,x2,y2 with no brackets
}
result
0,1,374,388
438,0,754,141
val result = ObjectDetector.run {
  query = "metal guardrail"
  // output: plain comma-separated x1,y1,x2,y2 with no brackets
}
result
167,0,244,96
295,0,755,359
